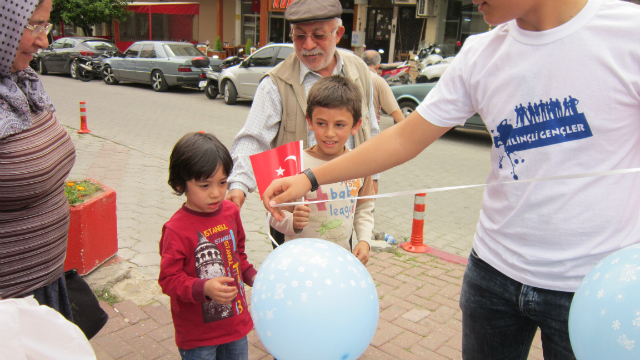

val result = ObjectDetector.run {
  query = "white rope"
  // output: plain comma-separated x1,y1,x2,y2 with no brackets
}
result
274,167,640,207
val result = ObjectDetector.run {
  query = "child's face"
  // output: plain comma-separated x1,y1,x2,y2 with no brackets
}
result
307,107,362,157
184,166,228,213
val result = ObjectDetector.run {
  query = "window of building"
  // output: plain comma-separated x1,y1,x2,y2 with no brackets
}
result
242,0,260,46
442,0,489,47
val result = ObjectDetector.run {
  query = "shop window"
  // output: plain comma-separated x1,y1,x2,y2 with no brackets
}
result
119,13,198,42
241,0,260,46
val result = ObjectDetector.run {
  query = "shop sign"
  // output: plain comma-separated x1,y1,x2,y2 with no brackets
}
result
269,0,294,12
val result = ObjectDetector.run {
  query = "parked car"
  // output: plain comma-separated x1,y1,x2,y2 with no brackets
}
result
218,43,294,105
391,82,486,131
35,37,119,78
101,41,212,92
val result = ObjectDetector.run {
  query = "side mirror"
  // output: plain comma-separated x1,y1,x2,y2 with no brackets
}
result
241,60,250,68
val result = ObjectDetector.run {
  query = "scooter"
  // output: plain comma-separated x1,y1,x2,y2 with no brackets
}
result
416,44,443,70
379,61,411,86
74,51,118,82
202,49,245,99
218,48,245,71
200,68,220,99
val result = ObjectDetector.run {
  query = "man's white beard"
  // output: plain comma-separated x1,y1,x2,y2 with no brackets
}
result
299,41,337,72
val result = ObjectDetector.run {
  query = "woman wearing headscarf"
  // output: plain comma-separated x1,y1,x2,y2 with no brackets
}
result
0,0,76,319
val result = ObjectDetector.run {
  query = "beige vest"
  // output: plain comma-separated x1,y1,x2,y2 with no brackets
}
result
264,50,372,149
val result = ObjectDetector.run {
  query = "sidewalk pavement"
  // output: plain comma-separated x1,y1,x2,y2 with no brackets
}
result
89,250,544,360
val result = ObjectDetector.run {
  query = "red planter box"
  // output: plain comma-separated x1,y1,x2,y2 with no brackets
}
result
64,180,118,275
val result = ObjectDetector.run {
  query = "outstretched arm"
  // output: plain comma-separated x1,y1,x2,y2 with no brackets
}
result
263,111,451,220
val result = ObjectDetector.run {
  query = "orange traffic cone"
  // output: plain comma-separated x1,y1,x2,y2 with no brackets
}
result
400,193,430,253
77,101,91,134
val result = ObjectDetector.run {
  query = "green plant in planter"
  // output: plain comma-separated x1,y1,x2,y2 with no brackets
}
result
245,38,253,55
213,36,223,52
65,179,102,206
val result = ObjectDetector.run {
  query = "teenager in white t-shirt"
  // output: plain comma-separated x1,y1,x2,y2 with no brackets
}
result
263,0,640,358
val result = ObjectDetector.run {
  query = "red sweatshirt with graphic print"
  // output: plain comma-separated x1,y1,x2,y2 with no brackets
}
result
158,201,257,350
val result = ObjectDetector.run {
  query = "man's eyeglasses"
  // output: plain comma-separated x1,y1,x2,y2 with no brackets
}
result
25,23,53,37
290,28,338,43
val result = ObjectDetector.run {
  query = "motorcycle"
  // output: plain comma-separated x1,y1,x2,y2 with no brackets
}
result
200,68,220,99
416,43,443,71
75,51,118,82
379,60,411,86
218,48,245,71
202,49,245,99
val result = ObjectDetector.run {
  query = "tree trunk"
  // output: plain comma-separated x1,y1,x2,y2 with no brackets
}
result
83,26,94,37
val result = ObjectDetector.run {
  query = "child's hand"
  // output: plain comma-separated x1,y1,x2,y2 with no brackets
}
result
204,277,238,304
352,241,370,265
293,204,311,231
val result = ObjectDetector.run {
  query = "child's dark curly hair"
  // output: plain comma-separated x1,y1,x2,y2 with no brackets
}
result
168,132,232,195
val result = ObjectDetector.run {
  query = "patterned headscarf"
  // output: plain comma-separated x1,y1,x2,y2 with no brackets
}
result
0,0,55,139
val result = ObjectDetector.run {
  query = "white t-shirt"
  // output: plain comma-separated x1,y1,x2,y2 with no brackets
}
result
418,0,640,292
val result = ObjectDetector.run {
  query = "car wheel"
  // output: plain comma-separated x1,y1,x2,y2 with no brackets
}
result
205,82,219,99
37,58,48,75
151,70,169,92
69,61,77,79
223,81,237,105
102,65,119,85
398,100,417,119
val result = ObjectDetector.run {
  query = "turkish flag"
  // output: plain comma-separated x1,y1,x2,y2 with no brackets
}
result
250,141,303,198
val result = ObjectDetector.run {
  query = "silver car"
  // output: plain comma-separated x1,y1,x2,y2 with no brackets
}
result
102,41,211,92
218,43,294,104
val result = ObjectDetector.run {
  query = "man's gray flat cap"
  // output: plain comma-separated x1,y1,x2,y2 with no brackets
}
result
285,0,343,24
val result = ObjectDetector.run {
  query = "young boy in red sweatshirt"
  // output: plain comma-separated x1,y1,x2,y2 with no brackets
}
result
159,132,257,359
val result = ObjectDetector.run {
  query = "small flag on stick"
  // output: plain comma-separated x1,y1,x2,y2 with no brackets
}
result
250,141,304,197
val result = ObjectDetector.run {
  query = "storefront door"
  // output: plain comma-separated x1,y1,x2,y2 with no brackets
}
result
268,15,289,44
366,8,393,62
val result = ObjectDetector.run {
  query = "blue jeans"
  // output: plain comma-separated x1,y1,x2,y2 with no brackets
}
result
459,249,577,360
179,336,248,360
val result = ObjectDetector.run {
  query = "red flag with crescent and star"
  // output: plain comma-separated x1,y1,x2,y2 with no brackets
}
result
250,140,303,198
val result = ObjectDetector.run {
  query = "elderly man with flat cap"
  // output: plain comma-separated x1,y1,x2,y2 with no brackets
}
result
226,0,380,211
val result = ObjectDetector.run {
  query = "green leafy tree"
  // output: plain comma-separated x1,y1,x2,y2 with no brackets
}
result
51,0,131,37
213,36,223,51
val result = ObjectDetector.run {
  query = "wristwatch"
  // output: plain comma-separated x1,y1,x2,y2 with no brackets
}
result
302,168,319,192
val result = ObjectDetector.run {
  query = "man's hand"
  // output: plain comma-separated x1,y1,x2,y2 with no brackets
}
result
352,241,370,265
263,174,312,221
293,204,311,231
204,277,238,304
226,189,246,209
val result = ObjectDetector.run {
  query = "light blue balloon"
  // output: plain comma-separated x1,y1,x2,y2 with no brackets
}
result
251,238,379,360
569,243,640,359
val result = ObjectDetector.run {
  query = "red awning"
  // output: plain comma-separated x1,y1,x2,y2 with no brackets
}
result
126,2,199,15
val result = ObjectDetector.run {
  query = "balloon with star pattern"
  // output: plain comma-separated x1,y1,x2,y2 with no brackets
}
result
569,243,640,359
251,238,379,360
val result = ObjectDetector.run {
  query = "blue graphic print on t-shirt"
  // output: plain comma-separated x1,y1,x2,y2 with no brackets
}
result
491,96,592,180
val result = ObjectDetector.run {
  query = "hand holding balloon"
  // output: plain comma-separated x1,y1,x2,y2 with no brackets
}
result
352,241,370,265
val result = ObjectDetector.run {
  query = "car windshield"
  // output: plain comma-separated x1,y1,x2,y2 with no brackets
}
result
165,44,203,57
84,41,118,51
